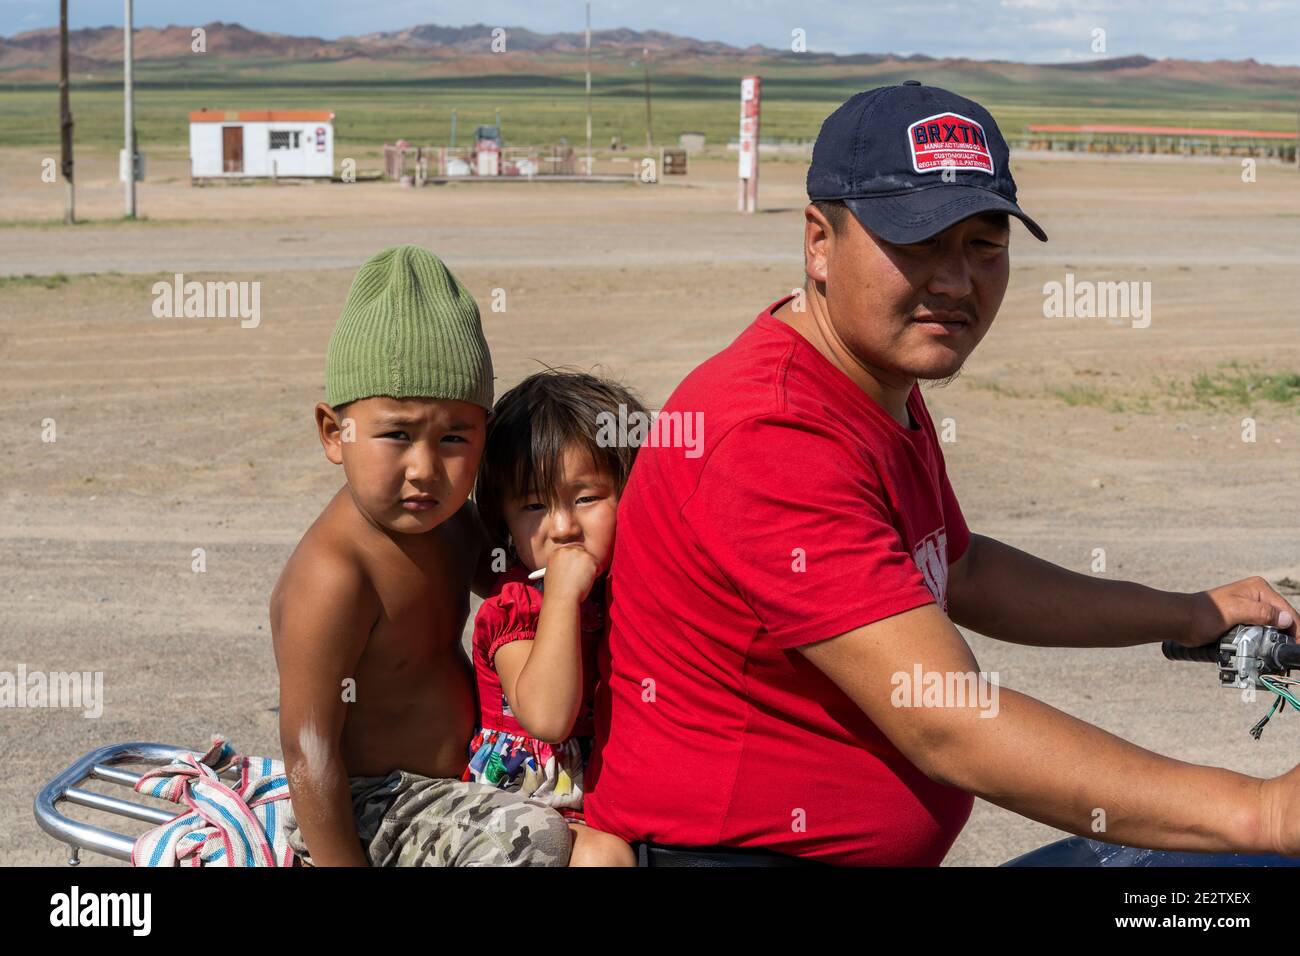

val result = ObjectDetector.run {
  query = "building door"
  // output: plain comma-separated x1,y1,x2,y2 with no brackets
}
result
222,126,243,173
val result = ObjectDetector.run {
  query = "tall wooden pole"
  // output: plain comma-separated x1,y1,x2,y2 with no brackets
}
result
642,47,653,148
59,0,74,224
123,0,136,218
584,1,592,175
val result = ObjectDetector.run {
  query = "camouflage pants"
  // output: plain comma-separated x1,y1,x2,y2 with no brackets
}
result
284,770,572,867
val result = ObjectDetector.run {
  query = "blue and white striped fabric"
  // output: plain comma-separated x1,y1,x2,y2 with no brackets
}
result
131,736,295,867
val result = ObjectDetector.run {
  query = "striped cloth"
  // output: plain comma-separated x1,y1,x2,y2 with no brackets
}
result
131,736,295,867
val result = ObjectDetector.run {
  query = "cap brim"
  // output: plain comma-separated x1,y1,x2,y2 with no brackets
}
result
843,185,1048,244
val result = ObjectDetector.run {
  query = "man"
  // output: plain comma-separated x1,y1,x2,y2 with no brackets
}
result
583,82,1300,866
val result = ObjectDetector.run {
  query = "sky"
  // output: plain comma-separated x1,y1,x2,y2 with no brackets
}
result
3,0,1299,65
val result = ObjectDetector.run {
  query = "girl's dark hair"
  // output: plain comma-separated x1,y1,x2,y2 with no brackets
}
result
475,368,648,553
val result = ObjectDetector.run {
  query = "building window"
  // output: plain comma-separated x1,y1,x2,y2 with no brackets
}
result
269,130,301,150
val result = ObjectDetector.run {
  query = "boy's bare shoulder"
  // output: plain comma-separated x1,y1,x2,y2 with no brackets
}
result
270,488,377,635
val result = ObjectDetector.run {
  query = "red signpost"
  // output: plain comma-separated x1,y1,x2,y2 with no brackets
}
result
738,76,761,213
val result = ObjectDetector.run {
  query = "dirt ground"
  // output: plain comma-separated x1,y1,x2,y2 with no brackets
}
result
2,148,1299,867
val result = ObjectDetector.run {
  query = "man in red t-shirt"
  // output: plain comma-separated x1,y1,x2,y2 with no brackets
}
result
584,83,1300,866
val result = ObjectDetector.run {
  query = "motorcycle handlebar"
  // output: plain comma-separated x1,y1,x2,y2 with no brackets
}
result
1273,643,1300,670
1161,640,1220,663
1163,630,1300,670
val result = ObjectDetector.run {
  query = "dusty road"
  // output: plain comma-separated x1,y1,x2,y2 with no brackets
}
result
2,149,1299,865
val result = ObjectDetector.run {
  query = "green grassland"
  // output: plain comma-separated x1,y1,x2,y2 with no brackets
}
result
1,52,1296,151
969,363,1300,416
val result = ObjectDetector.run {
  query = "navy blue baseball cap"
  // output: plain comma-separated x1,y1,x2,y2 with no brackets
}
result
807,81,1047,243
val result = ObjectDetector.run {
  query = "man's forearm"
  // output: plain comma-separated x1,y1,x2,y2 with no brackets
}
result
949,534,1192,648
926,685,1269,855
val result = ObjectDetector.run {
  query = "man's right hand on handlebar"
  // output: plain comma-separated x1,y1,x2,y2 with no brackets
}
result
1177,576,1298,649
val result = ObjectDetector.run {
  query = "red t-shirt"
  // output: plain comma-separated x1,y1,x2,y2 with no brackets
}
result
584,297,974,866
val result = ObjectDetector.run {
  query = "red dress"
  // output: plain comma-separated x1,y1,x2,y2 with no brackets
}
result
462,562,605,822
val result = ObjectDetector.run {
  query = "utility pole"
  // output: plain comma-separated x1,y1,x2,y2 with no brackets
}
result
584,1,593,175
59,0,74,224
450,108,457,148
642,47,653,148
123,0,136,218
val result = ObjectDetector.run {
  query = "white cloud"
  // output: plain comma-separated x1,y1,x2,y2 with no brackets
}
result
1021,14,1110,37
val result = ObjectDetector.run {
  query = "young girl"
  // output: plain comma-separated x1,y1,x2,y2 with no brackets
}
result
464,369,644,866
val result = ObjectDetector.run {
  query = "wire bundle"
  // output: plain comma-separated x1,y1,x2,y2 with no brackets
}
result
1249,675,1300,740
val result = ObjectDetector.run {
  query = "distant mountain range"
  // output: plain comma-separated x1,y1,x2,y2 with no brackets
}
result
1,20,1296,86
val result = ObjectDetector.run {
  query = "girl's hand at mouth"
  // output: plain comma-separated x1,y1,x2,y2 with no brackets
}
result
538,545,600,603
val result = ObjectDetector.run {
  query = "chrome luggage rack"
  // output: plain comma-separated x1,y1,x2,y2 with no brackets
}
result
34,742,236,865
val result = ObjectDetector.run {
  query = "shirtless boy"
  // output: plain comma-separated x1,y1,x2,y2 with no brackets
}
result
272,245,571,866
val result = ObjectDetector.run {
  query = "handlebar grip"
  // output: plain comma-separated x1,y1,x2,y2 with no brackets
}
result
1274,643,1300,671
1162,640,1220,663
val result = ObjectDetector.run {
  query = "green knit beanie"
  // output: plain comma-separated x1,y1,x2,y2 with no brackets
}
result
326,245,494,409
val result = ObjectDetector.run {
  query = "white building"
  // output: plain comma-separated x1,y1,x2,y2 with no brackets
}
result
189,109,335,179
